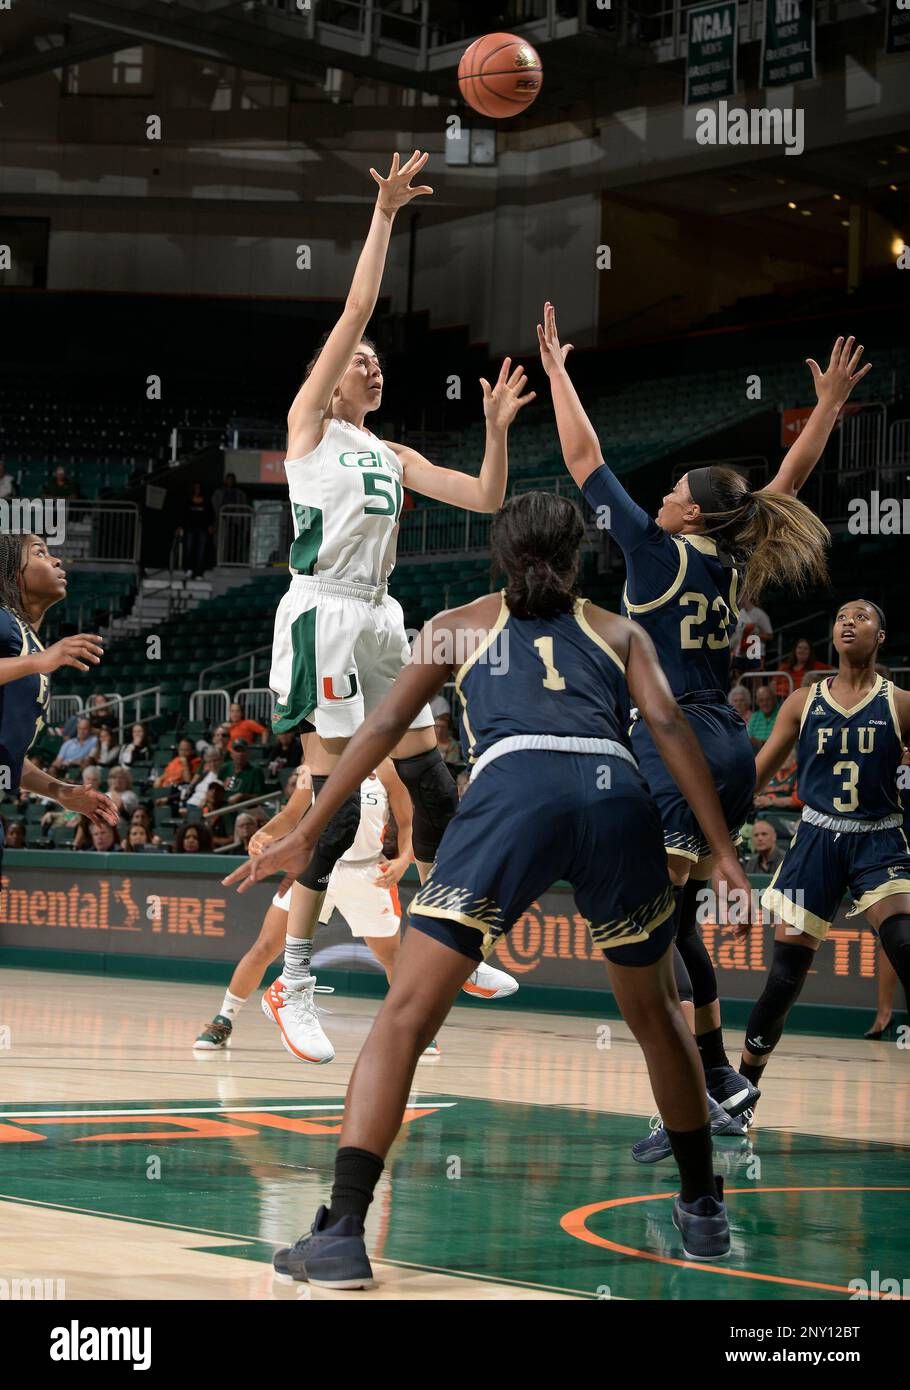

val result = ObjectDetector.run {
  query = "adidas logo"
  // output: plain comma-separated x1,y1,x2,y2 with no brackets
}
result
812,703,825,715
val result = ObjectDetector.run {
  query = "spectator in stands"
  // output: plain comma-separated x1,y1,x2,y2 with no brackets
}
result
728,685,753,723
42,464,79,501
94,725,121,767
221,812,257,855
266,729,302,777
747,684,779,750
51,716,99,773
88,822,122,852
73,816,93,851
131,806,162,847
5,821,25,848
731,603,773,677
219,738,265,804
127,822,151,850
228,700,268,747
211,723,232,761
775,636,828,698
185,748,224,810
175,822,214,854
119,722,152,768
153,738,201,792
202,782,232,846
177,480,215,578
434,711,463,771
86,692,118,733
106,767,138,819
755,751,801,810
0,461,15,500
746,819,785,874
211,472,248,518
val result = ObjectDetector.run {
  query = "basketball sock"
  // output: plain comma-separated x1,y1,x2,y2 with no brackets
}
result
665,1122,715,1203
878,914,910,1009
326,1147,384,1226
696,1026,730,1072
284,934,314,983
740,1060,765,1087
219,990,245,1020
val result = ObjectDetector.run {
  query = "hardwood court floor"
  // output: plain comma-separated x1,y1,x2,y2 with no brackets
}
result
0,969,907,1300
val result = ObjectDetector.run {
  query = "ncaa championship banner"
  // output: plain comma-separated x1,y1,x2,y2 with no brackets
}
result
0,855,884,1012
761,0,815,87
686,1,739,106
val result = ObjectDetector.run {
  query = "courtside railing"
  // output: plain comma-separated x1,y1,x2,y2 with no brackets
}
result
55,501,141,565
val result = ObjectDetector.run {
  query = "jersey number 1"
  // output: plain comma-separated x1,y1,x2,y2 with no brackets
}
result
533,637,566,691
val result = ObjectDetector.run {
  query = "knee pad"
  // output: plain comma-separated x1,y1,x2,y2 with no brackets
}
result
744,939,815,1056
878,913,910,1001
675,877,717,1009
297,777,360,891
392,748,457,862
672,943,694,1005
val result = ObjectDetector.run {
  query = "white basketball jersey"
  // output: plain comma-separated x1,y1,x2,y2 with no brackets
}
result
285,418,404,586
342,775,389,864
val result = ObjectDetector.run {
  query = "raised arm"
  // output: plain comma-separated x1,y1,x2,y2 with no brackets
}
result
286,152,432,459
764,336,871,497
537,302,656,553
385,359,534,512
753,689,807,792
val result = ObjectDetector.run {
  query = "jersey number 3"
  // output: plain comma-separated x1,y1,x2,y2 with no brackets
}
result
679,591,730,650
533,637,566,691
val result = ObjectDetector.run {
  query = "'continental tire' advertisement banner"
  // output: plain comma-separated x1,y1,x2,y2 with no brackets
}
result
686,1,738,106
0,858,884,1011
761,0,815,87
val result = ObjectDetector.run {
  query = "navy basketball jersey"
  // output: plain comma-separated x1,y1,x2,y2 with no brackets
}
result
622,534,738,700
797,675,902,822
455,594,632,764
0,606,50,792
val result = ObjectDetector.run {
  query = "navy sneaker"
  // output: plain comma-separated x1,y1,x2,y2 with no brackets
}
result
705,1065,761,1118
273,1206,374,1289
673,1175,730,1260
632,1095,746,1164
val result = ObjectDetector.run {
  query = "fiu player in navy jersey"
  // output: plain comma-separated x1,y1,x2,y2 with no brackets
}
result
226,492,756,1279
737,601,910,1105
537,304,869,1137
0,534,118,875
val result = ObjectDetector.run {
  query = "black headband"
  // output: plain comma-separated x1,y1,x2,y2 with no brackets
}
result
686,466,728,516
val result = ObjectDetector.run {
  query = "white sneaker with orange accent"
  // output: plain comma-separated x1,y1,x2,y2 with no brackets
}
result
261,975,335,1064
461,962,518,1000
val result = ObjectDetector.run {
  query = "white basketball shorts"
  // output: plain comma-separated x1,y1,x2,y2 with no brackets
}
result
272,861,402,938
270,574,434,739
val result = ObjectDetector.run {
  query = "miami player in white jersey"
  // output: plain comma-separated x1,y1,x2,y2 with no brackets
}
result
195,763,516,1057
265,149,533,1060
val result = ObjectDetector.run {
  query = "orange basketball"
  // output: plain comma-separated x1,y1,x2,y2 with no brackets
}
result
457,32,543,119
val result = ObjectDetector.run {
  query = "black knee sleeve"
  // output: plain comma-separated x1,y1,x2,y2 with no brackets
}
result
673,944,694,1005
675,877,717,1009
392,748,457,862
878,913,910,1007
297,776,361,890
745,939,815,1056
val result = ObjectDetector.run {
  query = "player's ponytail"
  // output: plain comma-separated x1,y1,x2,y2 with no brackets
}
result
0,533,27,620
491,491,584,619
687,465,829,603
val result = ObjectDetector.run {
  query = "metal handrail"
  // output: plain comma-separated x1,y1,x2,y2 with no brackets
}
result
200,645,273,688
95,686,163,741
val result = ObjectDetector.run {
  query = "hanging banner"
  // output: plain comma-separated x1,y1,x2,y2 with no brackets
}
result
761,0,816,87
885,0,910,56
686,0,738,106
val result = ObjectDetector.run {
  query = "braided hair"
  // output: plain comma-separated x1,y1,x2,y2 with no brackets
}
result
0,533,28,622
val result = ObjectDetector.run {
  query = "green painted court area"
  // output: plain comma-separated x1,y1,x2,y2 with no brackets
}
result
1,1096,907,1301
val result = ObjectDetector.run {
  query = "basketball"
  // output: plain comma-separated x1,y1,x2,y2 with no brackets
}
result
457,32,543,119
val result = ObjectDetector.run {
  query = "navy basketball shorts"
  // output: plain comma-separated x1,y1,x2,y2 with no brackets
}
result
408,750,676,967
763,819,910,941
631,700,755,863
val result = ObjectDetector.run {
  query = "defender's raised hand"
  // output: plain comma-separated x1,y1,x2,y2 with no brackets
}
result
536,301,574,378
370,151,433,217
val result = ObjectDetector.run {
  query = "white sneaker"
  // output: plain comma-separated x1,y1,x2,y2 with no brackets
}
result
462,961,518,1000
261,974,335,1064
